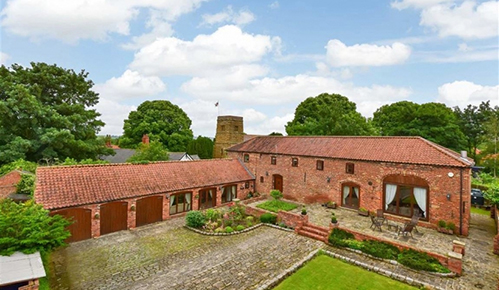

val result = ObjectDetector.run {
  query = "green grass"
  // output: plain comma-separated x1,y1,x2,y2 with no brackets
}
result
256,200,298,212
273,255,417,290
470,206,490,216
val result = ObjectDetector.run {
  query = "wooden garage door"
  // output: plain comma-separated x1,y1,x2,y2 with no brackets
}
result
51,208,91,243
136,195,163,227
100,201,128,235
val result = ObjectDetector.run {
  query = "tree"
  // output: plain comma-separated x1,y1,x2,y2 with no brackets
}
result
0,199,71,256
481,106,499,176
187,136,213,159
454,101,493,162
0,159,37,176
127,140,169,162
285,93,373,136
269,132,283,136
0,62,112,166
372,101,466,152
16,174,35,195
121,100,194,152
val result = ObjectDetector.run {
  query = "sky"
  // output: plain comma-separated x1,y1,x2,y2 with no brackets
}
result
0,0,498,138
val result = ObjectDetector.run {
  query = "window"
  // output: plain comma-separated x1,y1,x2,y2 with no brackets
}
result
385,184,427,219
169,192,192,215
271,156,277,165
316,160,324,171
221,185,237,203
245,181,249,189
234,126,239,132
260,176,264,183
198,188,216,210
292,158,299,167
244,154,249,162
346,163,355,174
342,183,360,209
221,125,226,131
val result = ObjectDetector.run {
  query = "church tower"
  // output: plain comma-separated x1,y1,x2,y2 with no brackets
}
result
213,116,244,158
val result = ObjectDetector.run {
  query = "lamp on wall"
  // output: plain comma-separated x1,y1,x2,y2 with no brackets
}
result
265,171,269,176
165,194,170,199
446,194,451,201
326,177,331,183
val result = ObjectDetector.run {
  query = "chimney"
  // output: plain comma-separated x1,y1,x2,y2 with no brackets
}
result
460,151,467,158
105,134,111,147
142,134,150,145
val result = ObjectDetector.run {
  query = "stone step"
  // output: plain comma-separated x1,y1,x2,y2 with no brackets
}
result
301,225,329,236
297,229,326,242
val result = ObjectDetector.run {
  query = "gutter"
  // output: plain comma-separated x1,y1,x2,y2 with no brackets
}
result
459,168,463,236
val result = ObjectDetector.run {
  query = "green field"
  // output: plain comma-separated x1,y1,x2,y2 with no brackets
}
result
256,200,298,212
273,255,417,290
471,206,490,216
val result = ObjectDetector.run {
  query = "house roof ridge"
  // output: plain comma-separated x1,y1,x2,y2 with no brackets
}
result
417,137,474,166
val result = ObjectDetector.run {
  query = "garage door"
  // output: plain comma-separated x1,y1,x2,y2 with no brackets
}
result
100,201,128,235
136,195,163,227
51,208,92,243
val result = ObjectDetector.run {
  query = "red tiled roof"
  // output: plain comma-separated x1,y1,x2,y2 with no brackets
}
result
35,159,254,210
227,136,473,168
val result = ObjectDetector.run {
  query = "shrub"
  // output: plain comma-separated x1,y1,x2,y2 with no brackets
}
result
214,227,224,233
186,211,206,228
446,222,456,231
225,226,234,233
247,221,253,227
328,228,355,247
345,239,363,250
205,208,221,222
256,200,298,212
331,216,337,223
270,189,283,200
246,216,254,222
260,213,277,224
236,225,245,231
361,240,400,260
301,207,307,215
437,220,446,228
398,249,450,273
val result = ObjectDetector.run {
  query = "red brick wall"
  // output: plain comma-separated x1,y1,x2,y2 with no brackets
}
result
494,206,499,255
19,279,39,290
49,180,255,240
277,210,306,228
230,151,471,236
0,170,22,199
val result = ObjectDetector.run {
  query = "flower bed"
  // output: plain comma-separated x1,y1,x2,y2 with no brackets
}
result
256,200,298,213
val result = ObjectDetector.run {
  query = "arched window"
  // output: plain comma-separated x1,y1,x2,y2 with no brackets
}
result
383,175,428,220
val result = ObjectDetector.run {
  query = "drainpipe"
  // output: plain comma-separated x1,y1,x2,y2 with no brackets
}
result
459,168,463,236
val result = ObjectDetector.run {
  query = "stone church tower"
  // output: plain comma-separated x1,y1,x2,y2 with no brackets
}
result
213,116,244,158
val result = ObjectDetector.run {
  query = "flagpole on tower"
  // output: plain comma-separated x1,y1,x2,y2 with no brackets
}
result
215,101,219,116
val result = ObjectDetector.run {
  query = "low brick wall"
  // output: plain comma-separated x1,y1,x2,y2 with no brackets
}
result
277,211,307,228
244,206,268,218
240,195,267,205
19,279,39,290
335,225,462,275
494,206,499,255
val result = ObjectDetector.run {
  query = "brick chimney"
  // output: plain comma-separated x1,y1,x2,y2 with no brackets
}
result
105,134,112,148
142,134,150,145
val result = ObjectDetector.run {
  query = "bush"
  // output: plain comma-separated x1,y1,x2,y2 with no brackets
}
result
437,220,446,228
328,228,355,247
361,240,400,260
205,208,221,222
246,216,254,222
236,225,245,231
225,226,234,233
214,227,224,233
446,222,456,231
398,249,450,273
186,211,206,228
256,200,298,212
260,213,277,224
247,221,253,227
270,189,283,200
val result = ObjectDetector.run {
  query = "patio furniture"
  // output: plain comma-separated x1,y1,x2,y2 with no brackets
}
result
370,214,383,232
375,209,386,225
397,222,415,238
386,221,399,232
410,214,420,234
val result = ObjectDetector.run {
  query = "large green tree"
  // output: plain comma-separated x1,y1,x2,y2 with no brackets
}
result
454,101,493,162
285,93,373,136
0,62,112,165
372,101,466,151
187,136,213,159
121,100,193,152
127,140,169,162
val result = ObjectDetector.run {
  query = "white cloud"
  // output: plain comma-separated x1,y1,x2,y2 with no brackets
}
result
437,81,499,108
269,1,280,9
0,52,10,65
325,39,411,67
121,11,174,50
129,25,279,77
458,43,472,52
94,70,166,100
391,0,452,10
94,98,137,136
418,46,498,63
0,0,207,43
200,6,255,27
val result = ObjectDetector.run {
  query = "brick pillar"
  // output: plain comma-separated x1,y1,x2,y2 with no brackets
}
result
128,200,136,229
494,234,499,255
447,251,463,276
452,240,466,256
92,206,100,238
163,196,170,220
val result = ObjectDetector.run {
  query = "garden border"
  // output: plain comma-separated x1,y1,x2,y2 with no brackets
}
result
184,223,294,236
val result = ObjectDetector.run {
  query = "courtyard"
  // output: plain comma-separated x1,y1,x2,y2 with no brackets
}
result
47,204,499,290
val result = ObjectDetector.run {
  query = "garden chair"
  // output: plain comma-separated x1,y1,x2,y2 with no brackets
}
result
397,222,415,238
375,209,386,225
370,214,383,232
410,214,420,234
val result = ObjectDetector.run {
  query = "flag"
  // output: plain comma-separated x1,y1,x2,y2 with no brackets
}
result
215,101,219,107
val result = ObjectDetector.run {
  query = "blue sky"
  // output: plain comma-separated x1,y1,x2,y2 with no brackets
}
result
1,0,498,137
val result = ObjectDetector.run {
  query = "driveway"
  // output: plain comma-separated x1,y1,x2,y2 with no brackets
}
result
48,218,322,290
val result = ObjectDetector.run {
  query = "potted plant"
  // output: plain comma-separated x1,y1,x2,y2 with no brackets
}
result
331,215,337,224
301,207,307,215
326,201,337,209
358,207,369,216
437,220,454,235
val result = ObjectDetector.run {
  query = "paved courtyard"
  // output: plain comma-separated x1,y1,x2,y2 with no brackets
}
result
48,205,499,290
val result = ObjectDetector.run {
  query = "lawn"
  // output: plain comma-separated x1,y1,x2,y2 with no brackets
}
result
471,206,490,216
256,200,298,212
273,255,417,290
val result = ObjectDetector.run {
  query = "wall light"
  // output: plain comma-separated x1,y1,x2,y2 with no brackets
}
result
265,171,269,176
326,177,331,183
446,194,451,201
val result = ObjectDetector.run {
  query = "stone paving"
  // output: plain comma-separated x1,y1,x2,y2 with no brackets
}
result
48,218,322,290
48,204,499,290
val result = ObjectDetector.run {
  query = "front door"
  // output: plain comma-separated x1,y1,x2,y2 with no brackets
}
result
342,183,360,209
199,188,216,210
273,174,283,193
